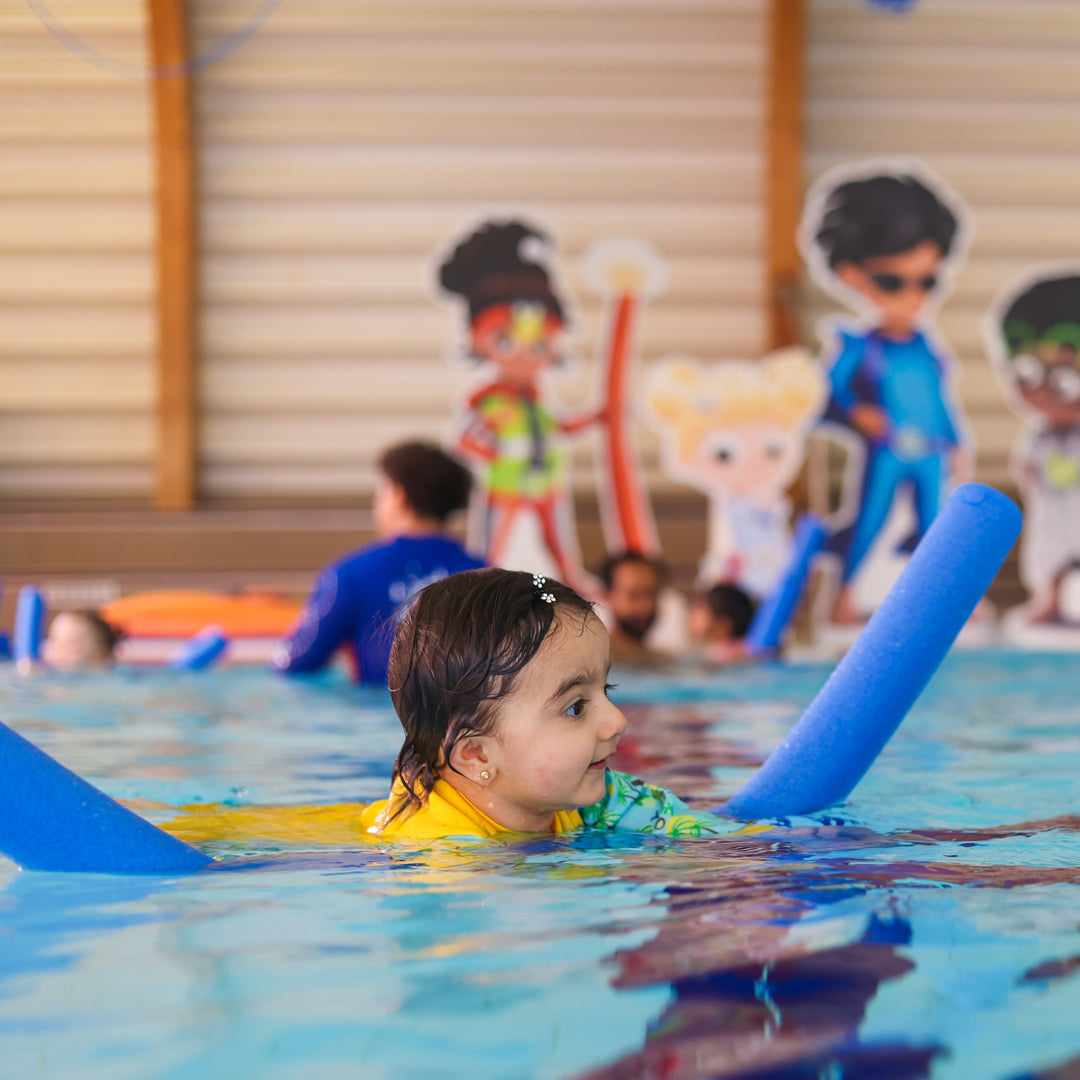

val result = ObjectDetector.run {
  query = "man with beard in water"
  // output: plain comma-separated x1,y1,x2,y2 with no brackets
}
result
597,551,672,667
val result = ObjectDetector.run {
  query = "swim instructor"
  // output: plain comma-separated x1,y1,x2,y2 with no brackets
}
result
272,441,485,685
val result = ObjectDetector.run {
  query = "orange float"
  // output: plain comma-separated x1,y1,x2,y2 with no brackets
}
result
101,590,302,639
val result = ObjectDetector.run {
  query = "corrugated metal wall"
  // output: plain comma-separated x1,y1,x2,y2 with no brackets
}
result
191,0,767,500
0,0,155,500
11,2,1074,507
804,0,1080,490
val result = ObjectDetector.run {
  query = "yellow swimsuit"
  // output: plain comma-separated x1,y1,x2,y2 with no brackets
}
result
163,770,744,850
163,778,582,848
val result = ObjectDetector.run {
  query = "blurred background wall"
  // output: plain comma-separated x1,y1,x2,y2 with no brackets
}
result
2,0,1078,608
1,0,155,501
190,0,766,503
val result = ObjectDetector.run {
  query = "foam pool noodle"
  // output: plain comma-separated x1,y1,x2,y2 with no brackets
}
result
13,585,45,668
0,720,213,874
721,483,1021,821
166,624,229,670
0,583,9,660
745,514,826,654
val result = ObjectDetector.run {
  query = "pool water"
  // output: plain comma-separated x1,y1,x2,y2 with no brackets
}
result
1,652,1080,1079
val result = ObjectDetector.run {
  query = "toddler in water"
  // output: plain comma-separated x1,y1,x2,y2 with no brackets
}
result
167,568,741,846
359,567,736,839
41,610,121,672
688,583,756,665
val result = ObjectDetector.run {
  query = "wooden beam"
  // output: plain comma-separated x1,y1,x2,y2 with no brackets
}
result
765,0,805,351
147,0,196,509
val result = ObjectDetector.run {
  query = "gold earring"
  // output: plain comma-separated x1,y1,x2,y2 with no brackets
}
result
480,770,490,781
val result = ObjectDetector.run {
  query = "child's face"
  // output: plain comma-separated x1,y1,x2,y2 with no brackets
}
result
836,239,943,332
482,613,627,829
683,422,802,500
42,613,110,672
1010,343,1080,426
688,599,719,644
469,303,563,387
688,600,733,645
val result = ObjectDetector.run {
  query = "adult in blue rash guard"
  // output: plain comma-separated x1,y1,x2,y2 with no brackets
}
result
272,442,485,685
810,170,969,623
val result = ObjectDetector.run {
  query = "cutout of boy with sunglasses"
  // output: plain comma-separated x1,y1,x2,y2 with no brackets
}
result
803,163,971,624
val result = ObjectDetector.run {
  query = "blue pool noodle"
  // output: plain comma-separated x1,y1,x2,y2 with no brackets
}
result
745,514,826,654
722,483,1021,821
13,585,45,665
166,624,228,670
0,720,213,873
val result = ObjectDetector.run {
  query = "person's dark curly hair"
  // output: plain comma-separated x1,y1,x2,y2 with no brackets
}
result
378,441,473,524
385,568,594,820
437,219,566,323
815,173,959,269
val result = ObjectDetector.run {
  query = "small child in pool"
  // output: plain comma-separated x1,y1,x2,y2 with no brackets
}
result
41,610,122,672
358,567,737,839
688,583,757,665
165,568,743,846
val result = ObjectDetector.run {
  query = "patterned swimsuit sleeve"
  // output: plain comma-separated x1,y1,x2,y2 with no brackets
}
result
579,770,746,838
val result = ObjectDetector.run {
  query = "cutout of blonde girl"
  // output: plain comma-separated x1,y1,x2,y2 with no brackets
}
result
643,349,826,599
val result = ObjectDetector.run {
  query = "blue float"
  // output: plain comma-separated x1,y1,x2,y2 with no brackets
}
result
722,483,1021,821
166,624,229,671
745,514,826,654
13,585,46,668
0,719,213,874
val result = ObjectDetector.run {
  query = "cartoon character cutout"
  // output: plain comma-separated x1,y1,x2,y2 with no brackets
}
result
800,160,973,624
581,238,667,558
987,269,1080,635
437,219,601,588
643,349,825,599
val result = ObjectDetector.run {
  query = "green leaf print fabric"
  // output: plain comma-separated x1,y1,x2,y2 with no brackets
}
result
580,770,745,838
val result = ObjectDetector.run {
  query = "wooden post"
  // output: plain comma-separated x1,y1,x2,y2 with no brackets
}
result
148,0,196,509
765,0,805,350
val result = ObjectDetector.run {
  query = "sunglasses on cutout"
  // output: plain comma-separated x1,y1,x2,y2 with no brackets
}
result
870,273,938,294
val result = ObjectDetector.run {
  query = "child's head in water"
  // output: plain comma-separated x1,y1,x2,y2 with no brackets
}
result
386,568,628,832
42,610,121,671
689,584,756,646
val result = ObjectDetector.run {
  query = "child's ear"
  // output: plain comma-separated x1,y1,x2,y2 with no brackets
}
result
447,735,491,781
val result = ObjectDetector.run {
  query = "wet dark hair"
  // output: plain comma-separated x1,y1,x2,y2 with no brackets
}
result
815,174,958,269
378,441,473,524
700,584,756,640
1000,275,1080,357
386,567,594,818
438,219,566,323
595,551,669,591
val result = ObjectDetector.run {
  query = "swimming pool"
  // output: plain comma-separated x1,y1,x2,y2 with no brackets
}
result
1,653,1079,1079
